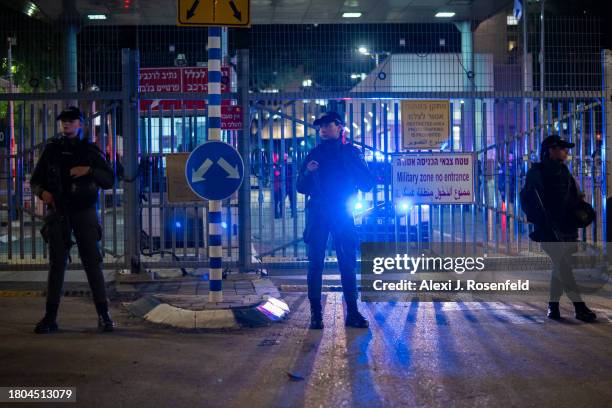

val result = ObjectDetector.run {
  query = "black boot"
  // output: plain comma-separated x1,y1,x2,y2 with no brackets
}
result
573,302,597,322
547,302,561,319
345,300,369,329
95,302,115,332
34,302,59,334
309,300,324,330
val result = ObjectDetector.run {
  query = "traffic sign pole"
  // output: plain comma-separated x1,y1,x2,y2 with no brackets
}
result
184,143,244,298
178,2,249,302
208,27,223,302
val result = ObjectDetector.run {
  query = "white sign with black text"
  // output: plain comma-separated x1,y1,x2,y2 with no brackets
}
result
392,153,476,205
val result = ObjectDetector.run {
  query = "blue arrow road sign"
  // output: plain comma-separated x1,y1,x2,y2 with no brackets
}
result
185,141,244,200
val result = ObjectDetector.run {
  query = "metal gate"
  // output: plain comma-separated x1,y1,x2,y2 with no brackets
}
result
1,91,606,271
248,95,607,263
1,17,608,272
0,96,125,270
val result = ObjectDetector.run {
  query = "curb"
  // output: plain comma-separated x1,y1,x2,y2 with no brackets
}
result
125,294,290,330
0,290,44,297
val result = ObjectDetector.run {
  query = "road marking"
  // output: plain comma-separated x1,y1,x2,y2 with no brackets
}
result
0,290,43,297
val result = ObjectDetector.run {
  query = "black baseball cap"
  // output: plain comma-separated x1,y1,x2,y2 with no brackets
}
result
541,135,575,150
313,111,344,127
56,106,84,122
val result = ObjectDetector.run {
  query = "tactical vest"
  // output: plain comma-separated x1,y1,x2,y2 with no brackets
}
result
46,137,100,210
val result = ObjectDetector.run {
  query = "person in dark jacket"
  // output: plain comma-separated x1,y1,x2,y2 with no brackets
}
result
273,153,295,218
522,135,596,322
30,107,116,333
297,111,375,329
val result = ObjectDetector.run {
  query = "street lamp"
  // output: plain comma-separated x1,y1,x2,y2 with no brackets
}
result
357,45,389,66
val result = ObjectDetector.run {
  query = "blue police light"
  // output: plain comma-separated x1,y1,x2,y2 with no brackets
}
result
354,201,364,211
175,221,182,228
221,222,228,229
400,201,411,211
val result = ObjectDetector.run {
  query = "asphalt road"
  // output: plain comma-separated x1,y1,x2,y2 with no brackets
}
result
1,294,611,407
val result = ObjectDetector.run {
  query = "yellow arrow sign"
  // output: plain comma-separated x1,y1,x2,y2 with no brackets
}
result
177,0,250,27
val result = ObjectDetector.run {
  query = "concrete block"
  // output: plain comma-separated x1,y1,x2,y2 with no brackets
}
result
164,308,196,329
144,303,177,324
126,295,162,318
195,310,239,329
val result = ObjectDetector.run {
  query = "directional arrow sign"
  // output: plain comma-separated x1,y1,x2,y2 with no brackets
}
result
185,141,245,200
177,0,251,27
186,0,200,20
228,0,242,21
191,158,213,183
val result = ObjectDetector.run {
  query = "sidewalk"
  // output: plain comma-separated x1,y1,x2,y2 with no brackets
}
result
116,271,289,329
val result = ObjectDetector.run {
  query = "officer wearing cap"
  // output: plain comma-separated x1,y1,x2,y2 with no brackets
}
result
30,106,116,333
297,111,375,329
521,134,597,322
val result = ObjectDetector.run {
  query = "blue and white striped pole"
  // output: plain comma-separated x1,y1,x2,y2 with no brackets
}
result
208,27,223,302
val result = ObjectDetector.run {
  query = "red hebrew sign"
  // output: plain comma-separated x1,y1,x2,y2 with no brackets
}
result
220,106,243,130
139,66,238,130
139,66,230,94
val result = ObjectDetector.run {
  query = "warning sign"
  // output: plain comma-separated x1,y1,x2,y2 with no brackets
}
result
392,152,475,205
401,100,450,150
221,106,243,130
138,66,230,94
166,153,203,203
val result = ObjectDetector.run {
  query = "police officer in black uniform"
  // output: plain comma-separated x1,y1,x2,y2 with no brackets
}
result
522,134,597,322
30,107,116,333
297,112,375,329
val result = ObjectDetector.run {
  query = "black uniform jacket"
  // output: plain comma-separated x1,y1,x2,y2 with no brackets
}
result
30,136,114,211
297,138,375,213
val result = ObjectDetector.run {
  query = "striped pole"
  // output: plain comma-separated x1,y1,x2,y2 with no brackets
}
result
208,27,223,302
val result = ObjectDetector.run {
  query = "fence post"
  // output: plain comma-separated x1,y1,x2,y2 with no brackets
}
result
121,49,142,273
603,50,610,248
237,46,252,272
